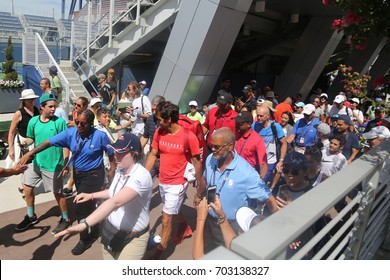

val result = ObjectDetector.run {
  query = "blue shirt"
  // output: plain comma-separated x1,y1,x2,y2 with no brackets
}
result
292,118,321,147
252,120,285,164
204,151,271,220
49,127,113,171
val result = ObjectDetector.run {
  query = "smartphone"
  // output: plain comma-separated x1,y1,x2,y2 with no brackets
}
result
278,185,289,201
119,107,127,114
207,185,217,203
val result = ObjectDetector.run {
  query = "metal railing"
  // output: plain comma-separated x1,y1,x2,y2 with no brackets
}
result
204,140,390,260
22,32,75,116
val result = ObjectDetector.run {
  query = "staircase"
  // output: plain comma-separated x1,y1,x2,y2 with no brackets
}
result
57,61,91,102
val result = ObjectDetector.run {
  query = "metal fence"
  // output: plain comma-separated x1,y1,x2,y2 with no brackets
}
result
22,32,74,116
204,140,390,260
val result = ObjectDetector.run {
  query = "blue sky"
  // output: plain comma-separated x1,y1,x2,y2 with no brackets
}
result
2,0,73,19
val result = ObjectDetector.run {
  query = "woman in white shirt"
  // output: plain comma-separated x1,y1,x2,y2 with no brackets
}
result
54,133,153,260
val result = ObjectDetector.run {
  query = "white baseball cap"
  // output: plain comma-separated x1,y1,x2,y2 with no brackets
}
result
350,97,360,104
90,97,102,107
333,95,345,103
320,93,328,99
236,207,258,232
139,80,147,85
302,104,316,115
363,126,390,140
189,100,198,107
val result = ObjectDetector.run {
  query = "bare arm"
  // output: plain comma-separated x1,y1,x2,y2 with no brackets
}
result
145,148,158,171
347,148,359,164
259,163,268,180
286,134,295,145
17,140,52,167
0,166,28,178
210,195,237,249
265,195,279,214
193,197,208,260
7,110,22,161
276,137,287,171
140,136,149,150
192,154,206,206
55,186,139,239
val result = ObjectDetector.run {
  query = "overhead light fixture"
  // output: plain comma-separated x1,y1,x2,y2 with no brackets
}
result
255,1,266,13
290,13,299,23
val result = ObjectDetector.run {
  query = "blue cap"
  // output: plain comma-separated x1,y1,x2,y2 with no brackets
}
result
283,152,308,170
107,133,141,153
295,102,305,108
338,114,352,125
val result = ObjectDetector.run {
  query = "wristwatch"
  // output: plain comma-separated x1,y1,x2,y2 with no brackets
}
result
79,218,90,232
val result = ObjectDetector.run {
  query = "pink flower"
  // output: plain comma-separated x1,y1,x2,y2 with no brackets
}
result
345,12,364,25
331,19,346,30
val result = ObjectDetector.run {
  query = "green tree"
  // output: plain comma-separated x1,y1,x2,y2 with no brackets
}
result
3,36,18,81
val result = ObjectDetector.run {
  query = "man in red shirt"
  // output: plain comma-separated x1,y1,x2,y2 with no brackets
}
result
203,91,238,155
235,111,268,179
145,101,205,259
274,97,293,124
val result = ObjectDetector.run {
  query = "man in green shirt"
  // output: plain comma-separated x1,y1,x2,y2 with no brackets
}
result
15,94,70,234
49,66,63,102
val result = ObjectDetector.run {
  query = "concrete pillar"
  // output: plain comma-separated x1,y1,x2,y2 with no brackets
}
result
274,17,343,101
148,0,252,112
327,37,387,98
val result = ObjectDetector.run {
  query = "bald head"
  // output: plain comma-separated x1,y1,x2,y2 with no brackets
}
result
284,97,292,105
212,127,235,144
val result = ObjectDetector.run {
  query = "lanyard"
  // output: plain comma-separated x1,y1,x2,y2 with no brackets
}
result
112,175,131,196
212,167,231,196
238,131,251,155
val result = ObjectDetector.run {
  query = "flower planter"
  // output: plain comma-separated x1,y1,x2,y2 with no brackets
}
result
0,88,22,113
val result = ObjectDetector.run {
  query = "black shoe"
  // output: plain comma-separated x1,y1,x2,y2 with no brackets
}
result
71,240,92,256
63,188,73,197
52,218,71,234
15,214,38,231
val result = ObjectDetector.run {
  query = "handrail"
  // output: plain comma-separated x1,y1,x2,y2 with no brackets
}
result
205,140,390,260
35,32,73,115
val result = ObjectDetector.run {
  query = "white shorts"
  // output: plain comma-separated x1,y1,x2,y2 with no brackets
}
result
159,182,189,215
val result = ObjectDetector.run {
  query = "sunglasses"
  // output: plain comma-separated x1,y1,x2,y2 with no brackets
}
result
313,100,319,103
282,167,301,176
75,120,88,128
74,103,83,108
211,143,229,153
108,72,115,75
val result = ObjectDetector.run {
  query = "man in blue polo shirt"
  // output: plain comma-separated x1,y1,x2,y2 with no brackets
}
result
201,127,278,253
287,104,321,153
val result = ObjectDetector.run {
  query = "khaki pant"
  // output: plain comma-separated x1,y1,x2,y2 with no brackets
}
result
102,230,149,260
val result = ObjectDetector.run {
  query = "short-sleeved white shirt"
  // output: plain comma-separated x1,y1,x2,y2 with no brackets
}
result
107,163,153,231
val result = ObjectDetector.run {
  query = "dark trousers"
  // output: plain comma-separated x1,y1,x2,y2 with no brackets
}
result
74,167,105,241
203,214,241,254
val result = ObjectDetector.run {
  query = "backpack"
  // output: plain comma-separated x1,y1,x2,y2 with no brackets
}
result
178,114,207,164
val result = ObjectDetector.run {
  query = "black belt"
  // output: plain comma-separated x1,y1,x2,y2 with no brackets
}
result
74,166,104,175
128,225,149,239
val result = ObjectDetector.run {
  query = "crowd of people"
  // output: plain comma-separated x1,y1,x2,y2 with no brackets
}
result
3,74,390,260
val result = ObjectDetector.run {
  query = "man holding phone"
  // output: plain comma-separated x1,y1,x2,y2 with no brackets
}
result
200,127,278,253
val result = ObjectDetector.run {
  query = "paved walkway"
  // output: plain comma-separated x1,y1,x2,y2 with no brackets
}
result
0,144,196,260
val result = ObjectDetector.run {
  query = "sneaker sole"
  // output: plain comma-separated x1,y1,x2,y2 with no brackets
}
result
15,219,39,232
